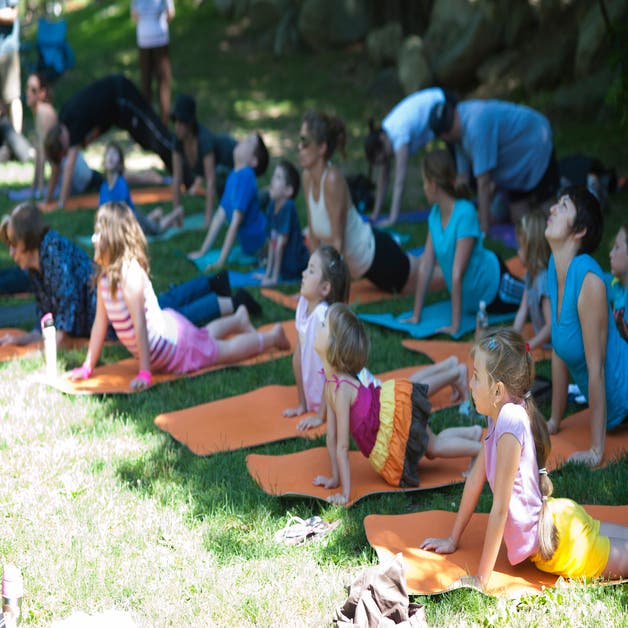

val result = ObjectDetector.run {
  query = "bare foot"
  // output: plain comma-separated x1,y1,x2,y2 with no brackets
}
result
272,324,291,351
451,363,469,403
234,305,255,333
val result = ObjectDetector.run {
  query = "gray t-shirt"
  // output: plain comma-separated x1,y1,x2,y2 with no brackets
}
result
526,268,550,347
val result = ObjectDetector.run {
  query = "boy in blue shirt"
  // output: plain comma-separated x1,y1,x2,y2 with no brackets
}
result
189,133,269,272
608,222,628,343
257,160,308,285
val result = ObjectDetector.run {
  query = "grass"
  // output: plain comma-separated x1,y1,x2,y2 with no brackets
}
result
0,1,626,625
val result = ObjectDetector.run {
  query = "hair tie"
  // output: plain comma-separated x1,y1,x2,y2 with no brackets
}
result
538,468,547,475
487,337,498,351
525,342,531,353
523,391,532,400
542,495,548,502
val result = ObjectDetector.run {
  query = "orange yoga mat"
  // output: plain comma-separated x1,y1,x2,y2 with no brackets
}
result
40,186,174,212
548,408,628,469
154,365,461,455
246,445,473,507
0,328,93,362
42,321,296,395
262,256,526,312
402,324,551,364
364,505,628,596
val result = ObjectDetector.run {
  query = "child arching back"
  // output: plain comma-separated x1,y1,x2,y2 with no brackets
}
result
513,210,552,350
284,245,350,425
421,328,627,590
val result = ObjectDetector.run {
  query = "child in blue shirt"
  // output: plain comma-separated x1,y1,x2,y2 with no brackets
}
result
188,133,269,273
99,141,183,236
257,160,308,285
608,222,628,343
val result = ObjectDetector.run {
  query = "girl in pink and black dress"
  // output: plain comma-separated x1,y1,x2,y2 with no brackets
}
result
69,201,289,391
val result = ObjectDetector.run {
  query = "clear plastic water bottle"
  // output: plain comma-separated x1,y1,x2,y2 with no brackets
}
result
475,300,488,341
41,312,57,379
2,563,23,626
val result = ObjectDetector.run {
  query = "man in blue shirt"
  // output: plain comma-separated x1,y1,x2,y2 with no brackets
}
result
429,99,559,233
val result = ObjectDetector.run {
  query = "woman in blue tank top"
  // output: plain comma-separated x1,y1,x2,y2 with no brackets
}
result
545,186,628,467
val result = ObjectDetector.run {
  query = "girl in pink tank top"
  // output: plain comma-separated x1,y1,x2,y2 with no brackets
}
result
68,202,290,391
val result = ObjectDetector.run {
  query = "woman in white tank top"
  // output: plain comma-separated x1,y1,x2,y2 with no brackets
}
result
299,110,418,294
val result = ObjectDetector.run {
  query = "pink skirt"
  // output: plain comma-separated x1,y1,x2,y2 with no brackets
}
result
165,309,218,374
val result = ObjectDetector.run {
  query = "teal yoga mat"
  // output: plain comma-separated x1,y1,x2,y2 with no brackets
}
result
360,300,515,339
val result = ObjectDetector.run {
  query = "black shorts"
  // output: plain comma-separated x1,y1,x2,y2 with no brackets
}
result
487,256,525,314
364,228,410,293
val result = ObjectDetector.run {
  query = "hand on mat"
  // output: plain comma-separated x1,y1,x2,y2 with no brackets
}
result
187,250,205,261
0,333,18,346
437,324,459,337
419,536,456,554
253,272,276,287
448,575,483,592
567,447,602,467
296,414,323,431
204,261,223,275
546,416,560,435
67,363,92,381
130,374,150,391
283,404,306,418
400,314,419,324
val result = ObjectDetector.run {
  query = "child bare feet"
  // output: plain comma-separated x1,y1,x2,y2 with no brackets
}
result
272,324,291,351
451,363,468,403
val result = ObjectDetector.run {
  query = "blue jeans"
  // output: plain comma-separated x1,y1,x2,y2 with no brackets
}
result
0,267,32,295
157,276,220,327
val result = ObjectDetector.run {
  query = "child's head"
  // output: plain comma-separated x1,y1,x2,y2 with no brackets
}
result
301,245,350,306
300,110,347,161
421,149,467,201
609,222,628,284
516,210,550,280
318,302,369,375
234,132,269,176
270,160,300,201
171,93,198,138
26,72,52,108
93,202,149,294
103,141,125,175
44,123,69,164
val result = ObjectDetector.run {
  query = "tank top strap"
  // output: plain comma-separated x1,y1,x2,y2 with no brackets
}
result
321,369,361,393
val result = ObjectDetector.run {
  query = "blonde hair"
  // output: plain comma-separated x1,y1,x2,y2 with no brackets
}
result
94,202,149,297
474,328,558,560
517,211,550,282
326,303,369,376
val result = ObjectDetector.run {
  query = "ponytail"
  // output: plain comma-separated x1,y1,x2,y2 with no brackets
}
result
303,110,347,160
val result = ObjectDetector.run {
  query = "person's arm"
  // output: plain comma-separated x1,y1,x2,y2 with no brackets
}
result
385,144,409,226
303,171,320,253
0,6,17,24
474,434,520,589
284,336,307,417
569,274,608,465
208,209,242,271
475,172,493,235
441,236,474,336
405,234,435,323
171,151,184,211
512,289,528,333
548,349,569,434
371,155,391,221
69,289,108,378
166,0,175,20
324,168,349,256
314,391,339,487
527,296,551,351
45,161,61,204
122,264,152,390
420,445,486,554
189,207,226,259
203,152,216,226
265,233,286,286
58,146,79,208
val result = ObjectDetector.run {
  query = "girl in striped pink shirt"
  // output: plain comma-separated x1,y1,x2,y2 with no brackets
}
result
70,202,290,390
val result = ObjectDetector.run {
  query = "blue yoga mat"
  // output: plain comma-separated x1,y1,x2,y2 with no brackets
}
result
77,212,205,248
360,300,515,339
373,207,430,225
227,269,300,289
488,223,517,250
188,245,258,272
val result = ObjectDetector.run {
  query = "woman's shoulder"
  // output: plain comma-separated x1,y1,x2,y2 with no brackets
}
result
570,254,605,285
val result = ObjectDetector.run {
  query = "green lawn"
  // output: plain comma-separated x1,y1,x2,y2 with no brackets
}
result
0,1,626,625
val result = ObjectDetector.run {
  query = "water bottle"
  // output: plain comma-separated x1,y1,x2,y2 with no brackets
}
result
41,312,57,379
2,564,23,626
475,300,488,341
